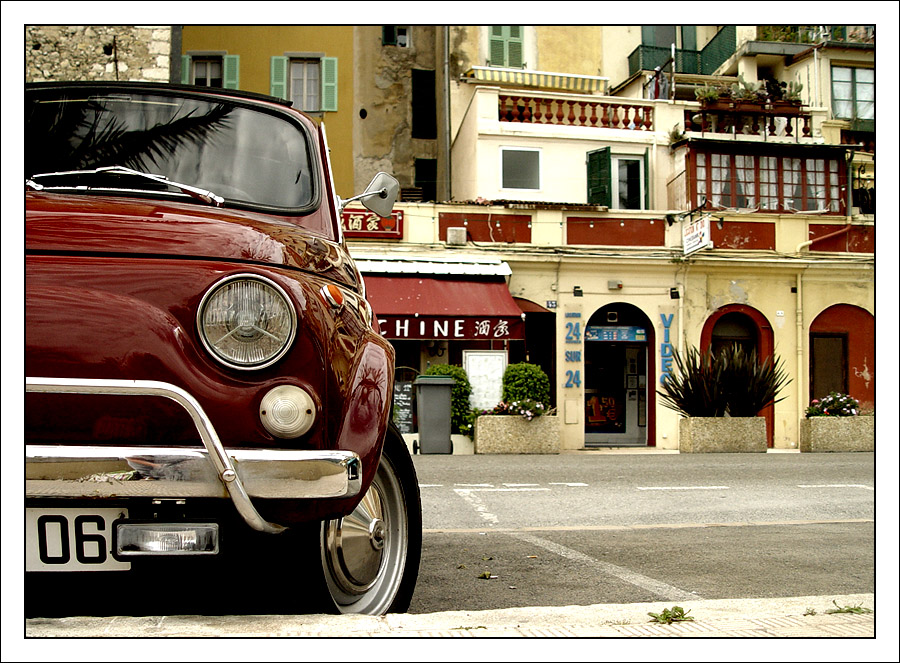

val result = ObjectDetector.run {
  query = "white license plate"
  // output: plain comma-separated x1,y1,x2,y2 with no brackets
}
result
26,507,131,572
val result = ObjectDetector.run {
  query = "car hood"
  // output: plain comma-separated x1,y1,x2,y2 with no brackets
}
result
25,192,360,288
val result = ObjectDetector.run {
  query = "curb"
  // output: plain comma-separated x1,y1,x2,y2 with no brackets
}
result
24,594,875,638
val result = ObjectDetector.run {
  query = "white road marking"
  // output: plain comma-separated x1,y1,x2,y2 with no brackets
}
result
508,530,700,602
418,484,444,488
454,483,494,487
460,488,550,493
548,482,589,487
637,486,730,491
503,483,540,487
452,488,499,526
798,484,874,490
424,518,874,534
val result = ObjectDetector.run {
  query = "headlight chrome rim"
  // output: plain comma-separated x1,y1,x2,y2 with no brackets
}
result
197,273,297,371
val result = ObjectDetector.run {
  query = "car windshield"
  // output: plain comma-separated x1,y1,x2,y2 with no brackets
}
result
26,88,315,210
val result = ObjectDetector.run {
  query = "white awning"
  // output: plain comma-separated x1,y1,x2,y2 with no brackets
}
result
354,255,512,277
462,66,609,94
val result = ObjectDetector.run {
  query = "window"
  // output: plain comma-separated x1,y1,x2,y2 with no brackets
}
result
181,54,239,89
411,69,437,139
291,60,321,112
614,157,644,210
692,149,844,213
382,26,410,47
193,58,223,87
641,25,677,48
832,66,874,130
488,26,523,68
501,147,540,190
415,158,437,202
587,147,648,209
270,56,338,112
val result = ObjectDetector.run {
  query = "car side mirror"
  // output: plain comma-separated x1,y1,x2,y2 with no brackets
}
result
340,172,400,218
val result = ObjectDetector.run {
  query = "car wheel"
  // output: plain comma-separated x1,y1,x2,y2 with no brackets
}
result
319,423,421,614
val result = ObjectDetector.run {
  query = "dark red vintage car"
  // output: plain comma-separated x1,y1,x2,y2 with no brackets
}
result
25,82,419,616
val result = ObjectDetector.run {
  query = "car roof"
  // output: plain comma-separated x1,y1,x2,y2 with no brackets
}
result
25,81,294,108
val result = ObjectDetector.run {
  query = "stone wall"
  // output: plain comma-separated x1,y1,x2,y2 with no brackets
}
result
26,26,172,83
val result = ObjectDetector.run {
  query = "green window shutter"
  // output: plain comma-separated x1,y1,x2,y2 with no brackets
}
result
489,26,506,66
382,26,397,45
223,55,240,89
643,148,650,210
181,55,192,85
270,56,288,99
507,26,523,68
489,26,523,68
587,147,611,207
321,57,338,112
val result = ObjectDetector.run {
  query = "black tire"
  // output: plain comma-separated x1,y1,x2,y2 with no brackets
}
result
317,422,422,614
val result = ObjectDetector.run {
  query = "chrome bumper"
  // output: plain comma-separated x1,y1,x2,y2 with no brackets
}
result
26,377,362,534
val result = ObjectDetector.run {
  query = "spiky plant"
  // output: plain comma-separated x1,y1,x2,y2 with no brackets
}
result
658,344,790,417
720,344,791,416
658,346,728,417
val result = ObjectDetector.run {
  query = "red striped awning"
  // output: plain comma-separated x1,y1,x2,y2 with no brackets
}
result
365,276,525,340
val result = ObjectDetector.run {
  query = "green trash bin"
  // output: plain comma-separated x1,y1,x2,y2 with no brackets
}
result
414,375,455,454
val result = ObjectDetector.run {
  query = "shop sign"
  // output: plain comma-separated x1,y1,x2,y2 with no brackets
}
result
585,326,646,342
683,214,713,255
377,315,522,340
659,313,675,386
341,209,403,239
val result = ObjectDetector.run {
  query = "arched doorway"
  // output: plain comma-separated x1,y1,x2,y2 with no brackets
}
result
583,303,655,446
701,305,775,447
809,304,874,410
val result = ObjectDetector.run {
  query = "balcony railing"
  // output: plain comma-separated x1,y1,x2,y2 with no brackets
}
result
627,26,736,77
499,94,654,131
685,102,812,139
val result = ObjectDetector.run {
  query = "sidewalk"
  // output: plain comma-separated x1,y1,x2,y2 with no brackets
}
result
25,593,875,638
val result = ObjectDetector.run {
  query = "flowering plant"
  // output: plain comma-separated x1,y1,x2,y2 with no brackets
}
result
805,392,860,418
481,399,549,422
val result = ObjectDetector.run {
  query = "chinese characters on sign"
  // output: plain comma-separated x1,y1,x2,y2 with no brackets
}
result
341,209,404,239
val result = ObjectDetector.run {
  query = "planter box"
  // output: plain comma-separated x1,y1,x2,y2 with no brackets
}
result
800,416,874,452
678,417,767,453
475,415,559,454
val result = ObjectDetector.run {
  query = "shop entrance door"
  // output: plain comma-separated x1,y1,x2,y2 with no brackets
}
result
584,341,648,446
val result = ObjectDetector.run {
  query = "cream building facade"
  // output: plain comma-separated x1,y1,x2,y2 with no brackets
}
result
25,24,875,451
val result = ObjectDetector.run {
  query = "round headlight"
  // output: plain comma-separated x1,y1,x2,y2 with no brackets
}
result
197,274,296,370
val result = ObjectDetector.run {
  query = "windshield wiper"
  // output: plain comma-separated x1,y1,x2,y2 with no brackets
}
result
27,165,224,207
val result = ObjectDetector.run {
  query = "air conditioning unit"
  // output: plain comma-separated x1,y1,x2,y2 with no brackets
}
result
446,227,467,246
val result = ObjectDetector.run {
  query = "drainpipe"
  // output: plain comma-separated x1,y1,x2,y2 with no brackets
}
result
795,223,852,253
795,270,805,446
443,26,452,201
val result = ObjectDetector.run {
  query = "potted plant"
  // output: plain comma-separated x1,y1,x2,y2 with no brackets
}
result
475,362,559,454
730,75,768,109
694,83,731,111
770,81,804,114
800,392,874,452
659,344,790,452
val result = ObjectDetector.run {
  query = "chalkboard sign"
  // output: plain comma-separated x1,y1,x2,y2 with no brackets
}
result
393,381,414,434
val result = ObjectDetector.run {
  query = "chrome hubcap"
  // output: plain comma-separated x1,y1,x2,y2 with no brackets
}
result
320,450,408,614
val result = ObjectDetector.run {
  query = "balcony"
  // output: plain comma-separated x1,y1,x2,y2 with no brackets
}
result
685,101,813,140
499,93,654,131
627,26,736,77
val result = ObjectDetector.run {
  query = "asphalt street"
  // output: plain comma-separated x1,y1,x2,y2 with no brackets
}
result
20,449,890,650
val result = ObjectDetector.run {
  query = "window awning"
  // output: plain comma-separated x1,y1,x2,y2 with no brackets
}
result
365,276,525,340
462,66,609,94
